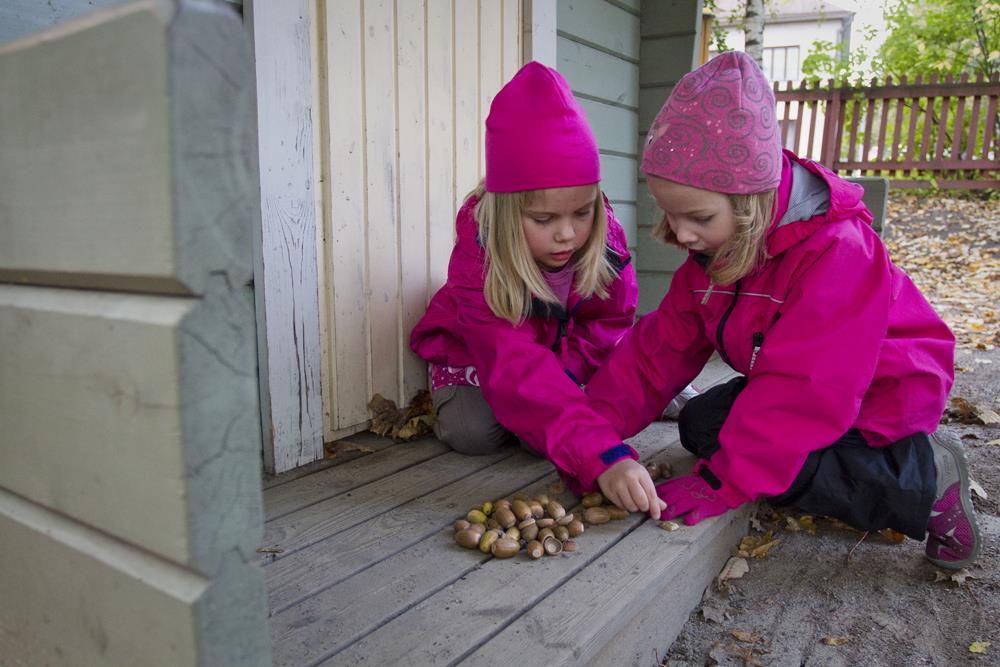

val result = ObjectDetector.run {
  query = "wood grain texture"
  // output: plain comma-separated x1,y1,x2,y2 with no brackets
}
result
246,0,325,473
0,284,263,576
557,0,639,60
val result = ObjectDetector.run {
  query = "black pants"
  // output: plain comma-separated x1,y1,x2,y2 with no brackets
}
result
678,377,937,540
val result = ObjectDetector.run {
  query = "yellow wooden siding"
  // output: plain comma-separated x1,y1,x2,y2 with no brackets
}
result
316,0,521,438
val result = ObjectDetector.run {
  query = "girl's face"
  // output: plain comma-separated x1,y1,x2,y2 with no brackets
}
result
521,185,597,271
648,176,736,254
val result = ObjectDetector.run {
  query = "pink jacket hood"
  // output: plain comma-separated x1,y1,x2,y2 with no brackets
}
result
583,151,955,504
411,194,640,492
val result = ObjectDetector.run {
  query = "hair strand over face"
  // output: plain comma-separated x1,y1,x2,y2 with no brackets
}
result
472,182,618,324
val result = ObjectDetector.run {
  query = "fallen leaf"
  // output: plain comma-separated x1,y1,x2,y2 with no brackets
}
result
879,528,906,544
717,556,750,585
822,635,851,646
970,478,988,500
969,641,990,654
936,568,974,585
750,539,780,558
702,605,727,623
988,438,1000,446
731,630,761,643
658,520,680,532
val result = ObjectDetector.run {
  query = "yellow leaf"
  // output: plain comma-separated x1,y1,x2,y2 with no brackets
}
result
731,630,760,643
750,539,780,559
969,641,990,654
822,635,851,646
879,528,906,544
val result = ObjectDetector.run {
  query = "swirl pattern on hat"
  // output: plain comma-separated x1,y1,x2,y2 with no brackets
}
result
641,52,782,194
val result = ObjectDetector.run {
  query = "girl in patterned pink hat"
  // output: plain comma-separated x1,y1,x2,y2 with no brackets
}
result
578,51,979,569
411,62,694,517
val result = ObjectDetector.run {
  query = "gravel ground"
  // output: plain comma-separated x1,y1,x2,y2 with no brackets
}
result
662,192,1000,666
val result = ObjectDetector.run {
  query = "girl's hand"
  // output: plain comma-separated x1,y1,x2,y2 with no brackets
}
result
597,459,666,520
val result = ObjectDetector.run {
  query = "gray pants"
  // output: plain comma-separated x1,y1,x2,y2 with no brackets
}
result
432,385,537,456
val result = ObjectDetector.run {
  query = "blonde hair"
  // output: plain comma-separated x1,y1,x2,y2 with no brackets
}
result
472,181,618,324
652,191,776,285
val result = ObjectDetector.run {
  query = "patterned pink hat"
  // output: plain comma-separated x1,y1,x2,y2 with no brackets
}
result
485,62,600,193
641,51,781,194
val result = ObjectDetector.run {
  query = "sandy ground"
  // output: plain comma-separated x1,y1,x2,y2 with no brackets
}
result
662,193,1000,666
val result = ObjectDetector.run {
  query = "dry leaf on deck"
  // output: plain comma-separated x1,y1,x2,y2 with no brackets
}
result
969,641,990,654
731,630,761,643
878,528,906,544
970,478,988,500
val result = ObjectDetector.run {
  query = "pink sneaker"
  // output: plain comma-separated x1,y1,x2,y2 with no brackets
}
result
925,430,981,570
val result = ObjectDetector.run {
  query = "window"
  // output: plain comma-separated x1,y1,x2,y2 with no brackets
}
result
762,46,800,82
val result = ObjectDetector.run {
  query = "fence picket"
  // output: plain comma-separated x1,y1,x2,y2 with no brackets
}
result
775,71,997,188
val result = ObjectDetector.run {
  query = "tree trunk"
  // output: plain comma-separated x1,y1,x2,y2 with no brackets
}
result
744,0,764,67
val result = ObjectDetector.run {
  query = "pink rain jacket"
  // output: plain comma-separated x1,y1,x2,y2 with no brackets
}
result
583,151,955,505
410,195,639,486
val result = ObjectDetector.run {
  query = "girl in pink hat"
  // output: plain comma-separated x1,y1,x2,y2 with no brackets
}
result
411,62,694,518
577,51,979,569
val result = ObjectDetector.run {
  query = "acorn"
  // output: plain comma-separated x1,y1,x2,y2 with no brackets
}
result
536,518,556,529
513,491,530,502
546,501,566,521
511,499,532,521
479,529,501,553
521,523,539,542
535,493,550,506
492,537,520,558
567,519,585,537
467,523,486,539
494,499,511,510
542,535,563,555
554,525,570,542
608,506,630,520
467,509,487,524
658,520,680,532
582,493,604,508
486,518,502,531
453,519,471,532
557,512,575,526
660,462,674,478
538,527,555,543
562,540,578,552
482,501,494,516
455,529,480,549
584,507,611,525
526,540,544,559
494,507,517,529
529,502,545,519
505,526,521,542
645,463,662,480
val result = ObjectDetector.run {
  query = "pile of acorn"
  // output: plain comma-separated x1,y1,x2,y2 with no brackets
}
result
452,461,672,560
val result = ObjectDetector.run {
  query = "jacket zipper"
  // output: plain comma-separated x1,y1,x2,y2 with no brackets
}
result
715,280,742,367
748,331,764,372
550,297,588,352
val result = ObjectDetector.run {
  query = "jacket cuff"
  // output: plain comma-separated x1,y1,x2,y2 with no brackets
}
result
573,443,639,493
695,462,752,508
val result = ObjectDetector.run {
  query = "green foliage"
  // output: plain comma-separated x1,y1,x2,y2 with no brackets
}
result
880,0,999,81
801,0,999,84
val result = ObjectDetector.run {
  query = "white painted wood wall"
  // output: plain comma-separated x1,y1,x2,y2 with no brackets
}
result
0,1,270,664
314,0,523,442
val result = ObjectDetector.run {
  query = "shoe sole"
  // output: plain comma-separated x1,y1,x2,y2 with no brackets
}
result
927,430,981,570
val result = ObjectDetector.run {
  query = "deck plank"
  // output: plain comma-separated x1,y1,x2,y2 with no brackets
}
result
322,440,695,666
269,473,580,666
263,438,449,521
266,357,741,659
260,449,485,560
264,450,554,613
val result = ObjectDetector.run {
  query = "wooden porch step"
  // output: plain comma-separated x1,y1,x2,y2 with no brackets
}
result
263,358,749,665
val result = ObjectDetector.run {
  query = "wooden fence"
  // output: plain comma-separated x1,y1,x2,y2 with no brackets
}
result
774,74,999,189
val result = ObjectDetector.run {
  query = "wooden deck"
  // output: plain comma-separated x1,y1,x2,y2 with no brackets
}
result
260,358,747,666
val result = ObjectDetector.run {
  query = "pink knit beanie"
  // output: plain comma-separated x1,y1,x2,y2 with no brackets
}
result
641,51,781,194
485,61,600,193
